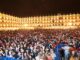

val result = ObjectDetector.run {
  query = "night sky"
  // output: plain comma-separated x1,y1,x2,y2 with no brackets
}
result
0,0,80,17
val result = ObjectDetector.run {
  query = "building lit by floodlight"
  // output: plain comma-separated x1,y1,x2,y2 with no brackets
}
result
0,12,80,30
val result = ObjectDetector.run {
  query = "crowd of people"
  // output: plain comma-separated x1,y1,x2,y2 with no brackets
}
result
0,29,80,60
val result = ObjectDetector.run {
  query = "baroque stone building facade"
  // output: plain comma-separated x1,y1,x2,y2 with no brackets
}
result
0,13,80,30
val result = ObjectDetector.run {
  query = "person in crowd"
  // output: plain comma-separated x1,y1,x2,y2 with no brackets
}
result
0,29,80,60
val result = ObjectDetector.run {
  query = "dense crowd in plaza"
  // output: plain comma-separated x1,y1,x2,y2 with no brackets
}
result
0,29,80,60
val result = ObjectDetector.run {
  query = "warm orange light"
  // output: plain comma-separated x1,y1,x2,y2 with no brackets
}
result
68,22,72,26
0,12,80,30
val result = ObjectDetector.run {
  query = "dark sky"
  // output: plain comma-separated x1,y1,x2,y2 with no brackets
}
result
0,0,80,17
